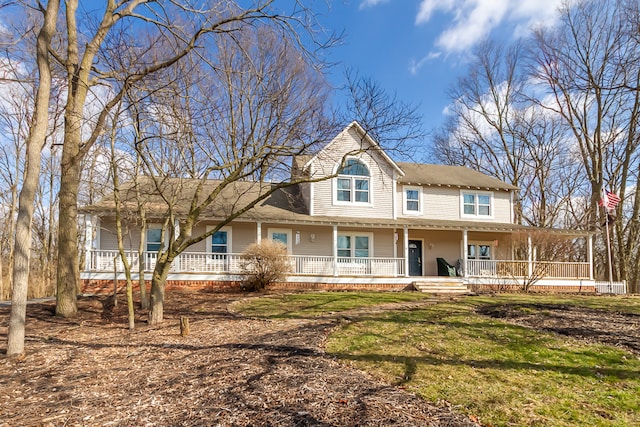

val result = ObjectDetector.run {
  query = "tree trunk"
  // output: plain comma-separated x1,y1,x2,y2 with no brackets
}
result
55,133,81,317
148,260,171,325
6,0,60,356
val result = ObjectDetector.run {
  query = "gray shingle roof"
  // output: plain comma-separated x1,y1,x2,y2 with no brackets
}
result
397,162,519,191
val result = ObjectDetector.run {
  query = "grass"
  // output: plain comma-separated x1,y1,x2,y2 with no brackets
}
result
237,292,640,427
234,291,433,318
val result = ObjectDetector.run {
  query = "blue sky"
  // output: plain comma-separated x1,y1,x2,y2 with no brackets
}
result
316,0,564,140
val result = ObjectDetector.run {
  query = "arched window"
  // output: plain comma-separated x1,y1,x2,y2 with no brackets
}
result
336,159,370,203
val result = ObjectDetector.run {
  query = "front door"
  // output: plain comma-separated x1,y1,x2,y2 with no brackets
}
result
408,240,423,276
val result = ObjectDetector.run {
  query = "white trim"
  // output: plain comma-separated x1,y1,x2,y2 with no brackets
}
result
467,241,495,260
402,185,423,215
460,190,494,220
206,225,233,254
268,227,293,254
332,157,373,207
337,231,375,258
303,121,405,177
145,224,165,252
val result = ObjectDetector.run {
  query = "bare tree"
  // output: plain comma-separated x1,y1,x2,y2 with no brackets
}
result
6,0,60,356
432,39,572,228
340,68,426,159
47,0,333,318
123,24,334,324
531,0,640,283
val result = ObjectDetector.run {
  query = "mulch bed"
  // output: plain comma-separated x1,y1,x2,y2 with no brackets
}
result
477,301,640,356
0,291,478,427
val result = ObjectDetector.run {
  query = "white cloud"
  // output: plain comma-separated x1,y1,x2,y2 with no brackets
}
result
416,0,564,53
408,51,442,75
359,0,391,10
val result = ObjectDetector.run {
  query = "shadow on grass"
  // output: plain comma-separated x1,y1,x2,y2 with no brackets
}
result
330,350,639,382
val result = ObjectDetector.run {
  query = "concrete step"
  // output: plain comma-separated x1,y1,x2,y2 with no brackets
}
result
413,281,469,294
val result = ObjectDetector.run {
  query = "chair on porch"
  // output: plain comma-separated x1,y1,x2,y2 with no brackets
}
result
436,257,458,277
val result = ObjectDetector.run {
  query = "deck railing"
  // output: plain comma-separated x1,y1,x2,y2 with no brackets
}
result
89,250,406,277
89,250,590,279
466,259,590,279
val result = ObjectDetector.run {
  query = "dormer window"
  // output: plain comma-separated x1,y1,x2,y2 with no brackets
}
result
335,159,370,204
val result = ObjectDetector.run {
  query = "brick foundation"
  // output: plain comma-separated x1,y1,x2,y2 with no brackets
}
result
81,279,414,294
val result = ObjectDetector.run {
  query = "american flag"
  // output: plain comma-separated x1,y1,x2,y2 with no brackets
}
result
599,190,621,211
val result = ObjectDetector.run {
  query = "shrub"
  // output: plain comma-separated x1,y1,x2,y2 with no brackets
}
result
240,240,292,291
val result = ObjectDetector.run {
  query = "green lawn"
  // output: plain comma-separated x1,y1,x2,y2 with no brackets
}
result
237,292,640,426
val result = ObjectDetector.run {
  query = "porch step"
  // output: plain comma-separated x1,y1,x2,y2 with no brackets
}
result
413,280,469,295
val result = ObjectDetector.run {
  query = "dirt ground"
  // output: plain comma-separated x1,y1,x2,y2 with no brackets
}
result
1,291,637,427
477,301,640,356
0,291,478,427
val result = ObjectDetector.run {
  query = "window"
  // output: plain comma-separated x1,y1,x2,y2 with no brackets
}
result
146,227,163,253
468,244,491,260
211,230,228,254
335,159,370,204
462,191,492,217
206,226,232,255
337,233,371,258
403,186,421,214
268,228,292,254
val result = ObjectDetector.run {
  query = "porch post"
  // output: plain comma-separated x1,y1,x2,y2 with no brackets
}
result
332,225,338,277
403,226,409,277
256,221,262,243
587,233,594,280
83,214,94,270
527,233,533,277
462,229,468,278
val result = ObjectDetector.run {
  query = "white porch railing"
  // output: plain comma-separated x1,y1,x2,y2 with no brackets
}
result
594,281,627,294
89,250,591,280
466,259,591,279
89,250,406,277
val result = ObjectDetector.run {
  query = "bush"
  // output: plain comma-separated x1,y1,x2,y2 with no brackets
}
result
240,240,292,291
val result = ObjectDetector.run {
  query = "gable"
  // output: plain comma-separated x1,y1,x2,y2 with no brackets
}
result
303,121,404,179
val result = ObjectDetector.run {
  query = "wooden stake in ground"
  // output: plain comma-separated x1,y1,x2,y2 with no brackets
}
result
180,316,190,337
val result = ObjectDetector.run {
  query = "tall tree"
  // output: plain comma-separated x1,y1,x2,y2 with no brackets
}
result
531,0,640,282
127,25,333,324
52,0,330,318
6,0,60,356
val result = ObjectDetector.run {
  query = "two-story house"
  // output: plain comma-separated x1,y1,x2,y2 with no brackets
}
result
81,122,596,293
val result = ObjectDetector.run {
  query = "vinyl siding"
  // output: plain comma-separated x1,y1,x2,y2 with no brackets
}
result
396,185,514,223
310,127,397,219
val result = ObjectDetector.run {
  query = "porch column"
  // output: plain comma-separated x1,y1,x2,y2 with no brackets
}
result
403,226,409,277
462,229,468,278
587,234,594,280
332,225,338,277
256,221,262,243
83,214,94,270
527,233,533,277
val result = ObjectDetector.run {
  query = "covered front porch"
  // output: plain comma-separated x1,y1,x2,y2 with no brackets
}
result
82,218,594,289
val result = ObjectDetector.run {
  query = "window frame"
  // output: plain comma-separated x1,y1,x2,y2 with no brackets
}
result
402,185,422,215
460,190,494,219
333,158,372,206
337,232,374,259
467,242,493,260
145,225,164,254
268,228,292,254
206,225,233,255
